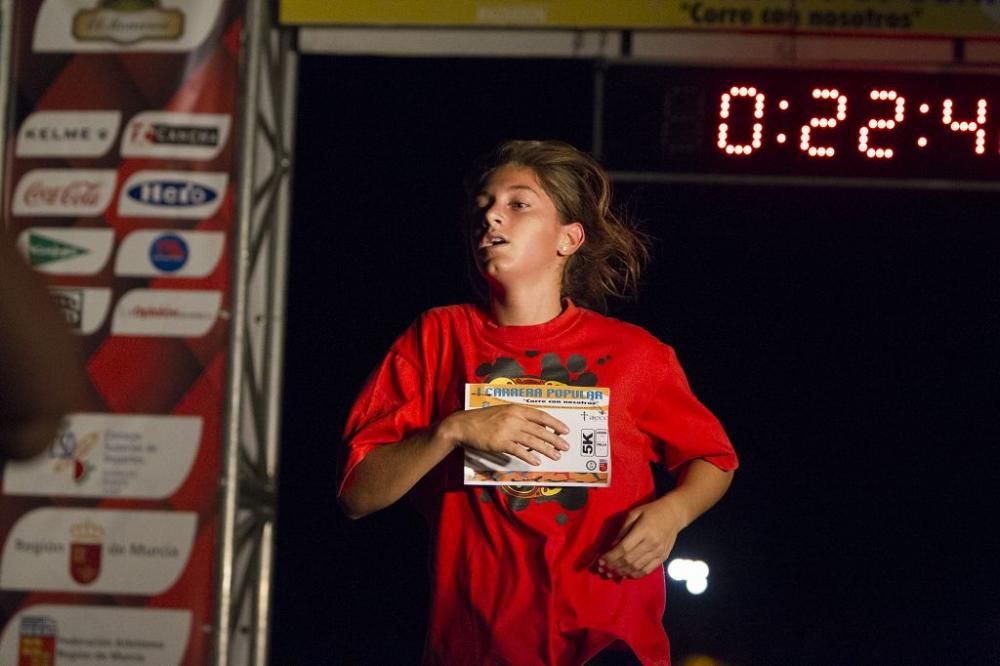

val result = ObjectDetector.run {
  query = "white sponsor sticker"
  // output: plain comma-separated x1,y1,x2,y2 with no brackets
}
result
0,605,191,665
17,228,114,276
115,229,224,278
33,0,225,53
0,508,196,594
3,413,201,499
111,288,221,337
13,169,117,218
121,111,231,160
16,110,121,158
117,170,227,220
48,287,112,335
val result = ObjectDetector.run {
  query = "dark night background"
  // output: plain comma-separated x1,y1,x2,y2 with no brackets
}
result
271,56,1000,664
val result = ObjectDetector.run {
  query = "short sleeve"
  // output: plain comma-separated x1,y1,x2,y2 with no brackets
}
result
337,321,434,495
636,344,738,473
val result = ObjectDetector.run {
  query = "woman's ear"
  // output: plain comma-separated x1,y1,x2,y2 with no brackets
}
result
558,222,585,256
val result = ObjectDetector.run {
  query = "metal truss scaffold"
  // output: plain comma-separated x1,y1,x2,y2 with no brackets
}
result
215,0,297,664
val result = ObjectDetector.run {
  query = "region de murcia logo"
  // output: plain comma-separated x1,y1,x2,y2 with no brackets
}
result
69,519,105,585
73,0,185,45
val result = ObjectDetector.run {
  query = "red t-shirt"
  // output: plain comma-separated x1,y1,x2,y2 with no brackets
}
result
340,302,738,665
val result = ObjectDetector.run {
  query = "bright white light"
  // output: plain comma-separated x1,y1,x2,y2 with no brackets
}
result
667,558,710,595
686,577,708,595
690,560,710,579
667,558,690,581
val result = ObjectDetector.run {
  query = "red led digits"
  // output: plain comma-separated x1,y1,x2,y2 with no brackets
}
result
859,89,905,159
942,98,987,155
717,85,764,156
801,88,847,158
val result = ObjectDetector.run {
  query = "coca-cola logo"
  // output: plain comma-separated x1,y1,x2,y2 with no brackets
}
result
23,180,105,208
13,169,117,218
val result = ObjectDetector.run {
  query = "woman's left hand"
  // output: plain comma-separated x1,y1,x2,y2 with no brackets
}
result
597,497,686,580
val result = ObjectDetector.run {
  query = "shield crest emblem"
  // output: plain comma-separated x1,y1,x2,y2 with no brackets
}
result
18,615,57,665
70,541,101,584
69,519,105,585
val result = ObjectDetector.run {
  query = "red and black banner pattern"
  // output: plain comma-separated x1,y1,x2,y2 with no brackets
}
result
1,2,246,663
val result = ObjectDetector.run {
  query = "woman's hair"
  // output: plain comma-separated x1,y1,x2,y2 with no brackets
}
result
466,139,650,312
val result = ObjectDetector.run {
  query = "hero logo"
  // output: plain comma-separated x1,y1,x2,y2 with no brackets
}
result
130,180,214,207
122,111,231,160
118,170,227,219
13,169,117,217
16,110,121,158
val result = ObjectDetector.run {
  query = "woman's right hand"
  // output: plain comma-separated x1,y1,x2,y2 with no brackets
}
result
437,405,571,465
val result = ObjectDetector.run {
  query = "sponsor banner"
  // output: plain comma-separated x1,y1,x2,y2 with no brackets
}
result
12,169,117,218
3,413,202,499
279,0,1000,37
33,0,226,53
122,111,232,160
16,110,121,158
17,227,114,275
49,287,112,335
111,288,222,337
117,170,228,220
115,229,225,278
0,605,190,665
3,4,243,660
0,508,196,594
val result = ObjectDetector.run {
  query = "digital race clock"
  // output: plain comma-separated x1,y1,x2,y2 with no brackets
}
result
601,64,1000,185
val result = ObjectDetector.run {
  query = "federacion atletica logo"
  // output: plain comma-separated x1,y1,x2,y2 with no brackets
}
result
18,616,58,665
73,0,184,46
69,519,105,585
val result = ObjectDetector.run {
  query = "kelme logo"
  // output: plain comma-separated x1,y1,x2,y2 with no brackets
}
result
73,0,184,46
16,110,121,158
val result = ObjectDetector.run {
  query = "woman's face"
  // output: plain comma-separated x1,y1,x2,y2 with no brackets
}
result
472,164,568,291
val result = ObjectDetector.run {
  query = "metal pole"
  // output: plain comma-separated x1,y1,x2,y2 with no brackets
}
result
215,0,267,662
252,26,298,666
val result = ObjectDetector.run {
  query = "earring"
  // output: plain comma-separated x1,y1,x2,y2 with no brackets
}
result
559,245,569,255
